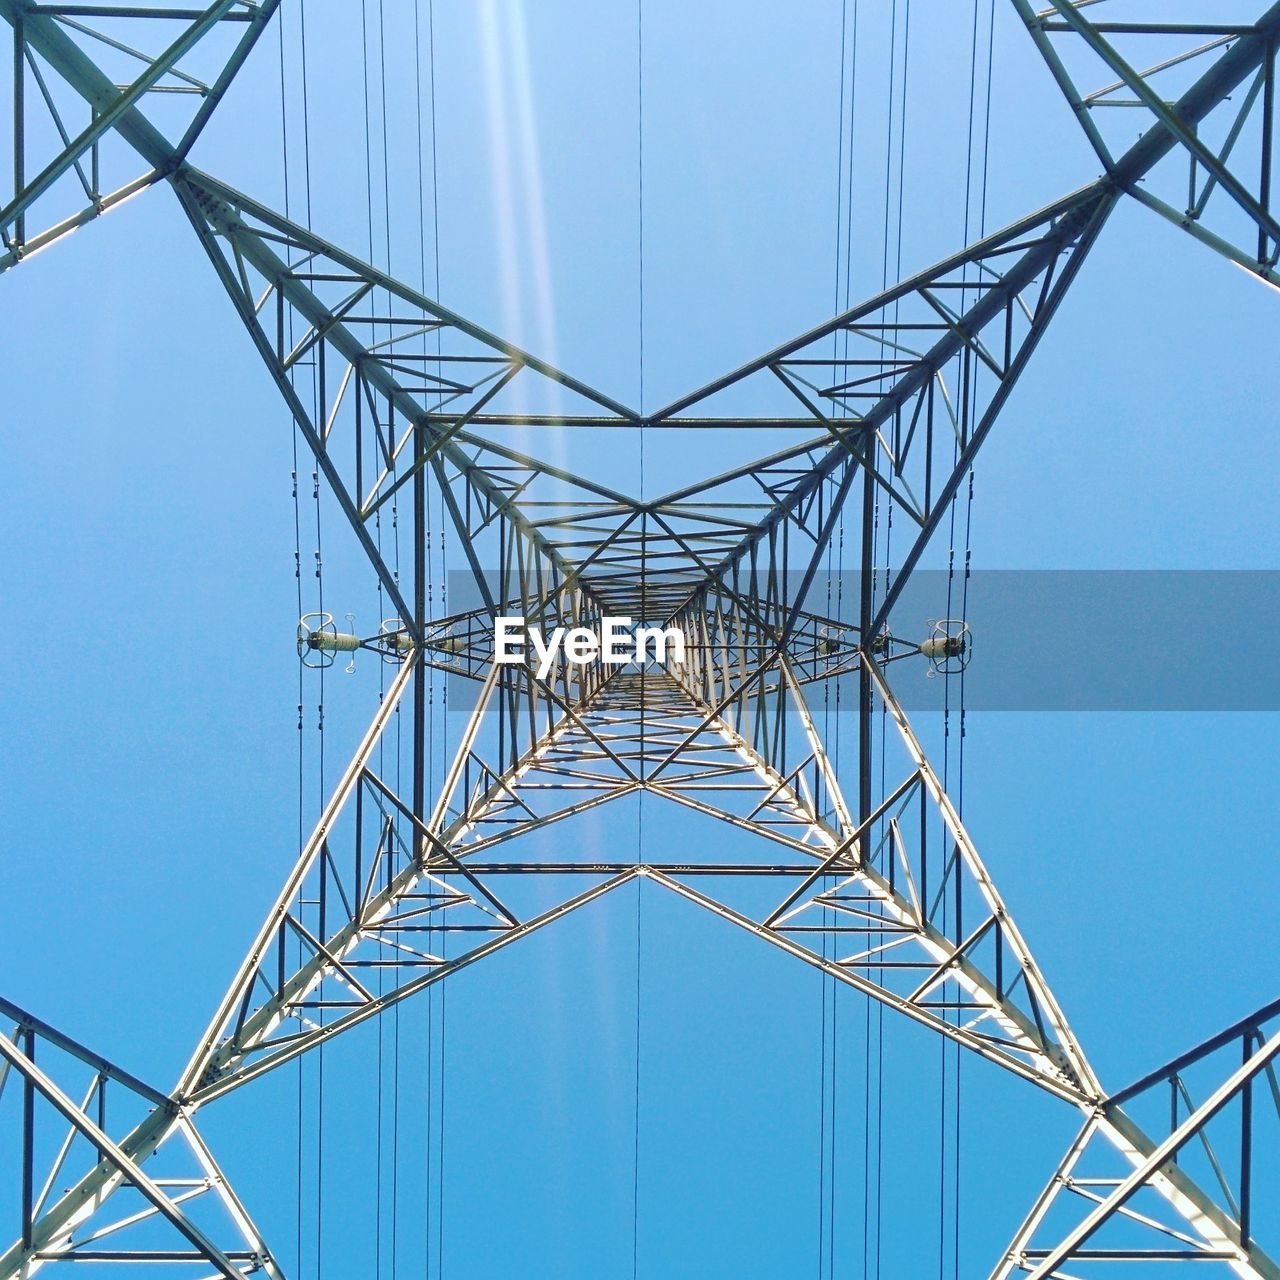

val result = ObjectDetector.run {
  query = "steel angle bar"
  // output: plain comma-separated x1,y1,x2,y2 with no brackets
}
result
657,16,1280,633
195,657,634,1094
189,870,639,1104
646,659,1089,1094
865,654,1099,1096
171,180,417,628
174,176,610,634
0,997,171,1110
1031,1032,1280,1279
0,0,278,264
0,1037,271,1279
761,770,923,927
651,182,1111,421
1016,0,1280,279
643,869,1091,1106
865,190,1115,638
178,167,638,421
1110,996,1280,1109
177,655,416,1098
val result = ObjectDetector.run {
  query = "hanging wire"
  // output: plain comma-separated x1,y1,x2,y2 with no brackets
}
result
820,1,859,1269
434,120,448,1270
637,0,646,429
363,3,389,1267
413,2,444,1270
422,270,448,1280
938,4,994,1274
275,2,326,1272
277,6,326,1274
871,4,911,1273
632,6,645,1275
631,881,642,1280
276,13,307,1276
276,5,447,1275
435,474,448,1280
955,6,993,1272
297,7,327,1274
411,2,442,1275
867,0,898,1261
377,5,406,1273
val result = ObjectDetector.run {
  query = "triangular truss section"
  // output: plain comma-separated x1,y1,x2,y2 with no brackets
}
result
648,182,1115,635
993,999,1280,1278
173,166,636,633
180,632,656,1104
435,432,646,618
638,666,851,854
436,631,851,864
0,999,283,1278
1015,0,1280,282
6,3,1280,1277
650,651,1099,1103
641,439,857,628
645,593,857,847
171,180,1127,1108
427,644,642,855
0,1,279,269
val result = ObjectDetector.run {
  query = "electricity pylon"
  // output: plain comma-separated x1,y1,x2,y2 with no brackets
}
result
2,3,1278,1276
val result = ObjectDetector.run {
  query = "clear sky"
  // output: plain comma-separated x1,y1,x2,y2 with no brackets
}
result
1,2,1278,1276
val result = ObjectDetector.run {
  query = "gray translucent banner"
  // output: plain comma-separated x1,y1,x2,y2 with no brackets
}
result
442,570,1280,711
880,570,1280,711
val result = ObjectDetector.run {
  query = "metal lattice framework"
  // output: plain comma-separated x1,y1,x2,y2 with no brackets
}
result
2,2,1278,1275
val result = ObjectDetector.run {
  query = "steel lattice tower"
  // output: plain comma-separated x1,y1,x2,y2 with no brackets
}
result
2,2,1279,1276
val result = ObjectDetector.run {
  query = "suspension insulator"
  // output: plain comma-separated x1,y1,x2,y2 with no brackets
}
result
297,612,360,669
307,631,360,653
920,619,972,675
376,619,414,660
920,635,966,661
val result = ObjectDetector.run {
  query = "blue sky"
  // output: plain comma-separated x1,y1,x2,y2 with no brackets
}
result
2,2,1278,1276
